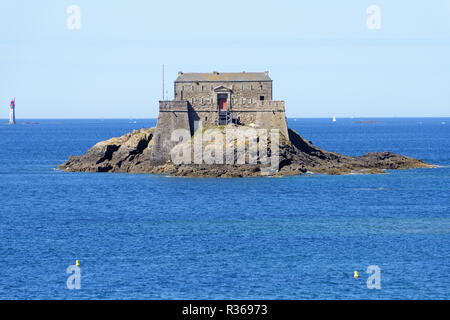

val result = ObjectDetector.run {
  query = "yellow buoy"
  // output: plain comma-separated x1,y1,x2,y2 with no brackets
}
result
354,270,359,279
75,260,80,267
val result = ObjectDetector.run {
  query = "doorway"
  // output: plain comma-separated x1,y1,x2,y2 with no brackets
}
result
218,94,228,110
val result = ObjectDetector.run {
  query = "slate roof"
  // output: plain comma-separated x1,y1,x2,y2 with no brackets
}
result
175,72,271,82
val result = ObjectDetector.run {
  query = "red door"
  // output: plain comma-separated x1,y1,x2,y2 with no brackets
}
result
218,98,227,110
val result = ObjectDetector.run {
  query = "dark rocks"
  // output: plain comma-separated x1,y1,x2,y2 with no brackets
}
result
58,128,155,173
58,126,435,177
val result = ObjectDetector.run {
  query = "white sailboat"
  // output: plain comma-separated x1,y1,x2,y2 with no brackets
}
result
332,116,336,123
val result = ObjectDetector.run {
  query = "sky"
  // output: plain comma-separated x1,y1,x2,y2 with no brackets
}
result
1,0,450,118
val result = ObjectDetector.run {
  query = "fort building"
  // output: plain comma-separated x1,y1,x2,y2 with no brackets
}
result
150,71,288,165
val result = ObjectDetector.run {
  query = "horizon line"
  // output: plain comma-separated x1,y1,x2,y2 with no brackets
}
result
1,116,449,120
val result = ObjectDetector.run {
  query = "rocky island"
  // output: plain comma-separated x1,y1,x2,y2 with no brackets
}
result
58,71,434,177
58,124,434,177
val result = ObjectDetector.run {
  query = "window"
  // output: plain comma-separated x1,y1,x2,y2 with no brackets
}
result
260,96,264,101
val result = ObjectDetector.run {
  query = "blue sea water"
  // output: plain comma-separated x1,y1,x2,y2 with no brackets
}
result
0,118,449,300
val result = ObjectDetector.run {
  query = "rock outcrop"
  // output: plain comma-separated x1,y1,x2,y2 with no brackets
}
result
58,125,435,177
59,128,155,173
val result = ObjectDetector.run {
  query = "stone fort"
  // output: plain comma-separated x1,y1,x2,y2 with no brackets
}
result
150,71,288,165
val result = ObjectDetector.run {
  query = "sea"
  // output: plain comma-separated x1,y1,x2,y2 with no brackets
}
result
0,118,449,300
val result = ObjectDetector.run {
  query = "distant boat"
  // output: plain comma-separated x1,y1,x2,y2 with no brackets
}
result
355,120,377,124
332,116,336,122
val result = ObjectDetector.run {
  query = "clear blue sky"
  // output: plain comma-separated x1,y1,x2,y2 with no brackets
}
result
1,0,450,118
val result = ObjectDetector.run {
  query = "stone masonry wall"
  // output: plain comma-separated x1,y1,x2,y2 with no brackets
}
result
175,81,273,105
150,101,191,165
186,101,288,138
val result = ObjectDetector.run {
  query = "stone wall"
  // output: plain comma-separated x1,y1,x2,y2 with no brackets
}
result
231,101,288,138
174,80,272,105
150,101,191,165
184,101,288,138
150,99,288,165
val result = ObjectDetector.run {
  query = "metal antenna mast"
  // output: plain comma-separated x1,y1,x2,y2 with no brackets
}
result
162,64,165,101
